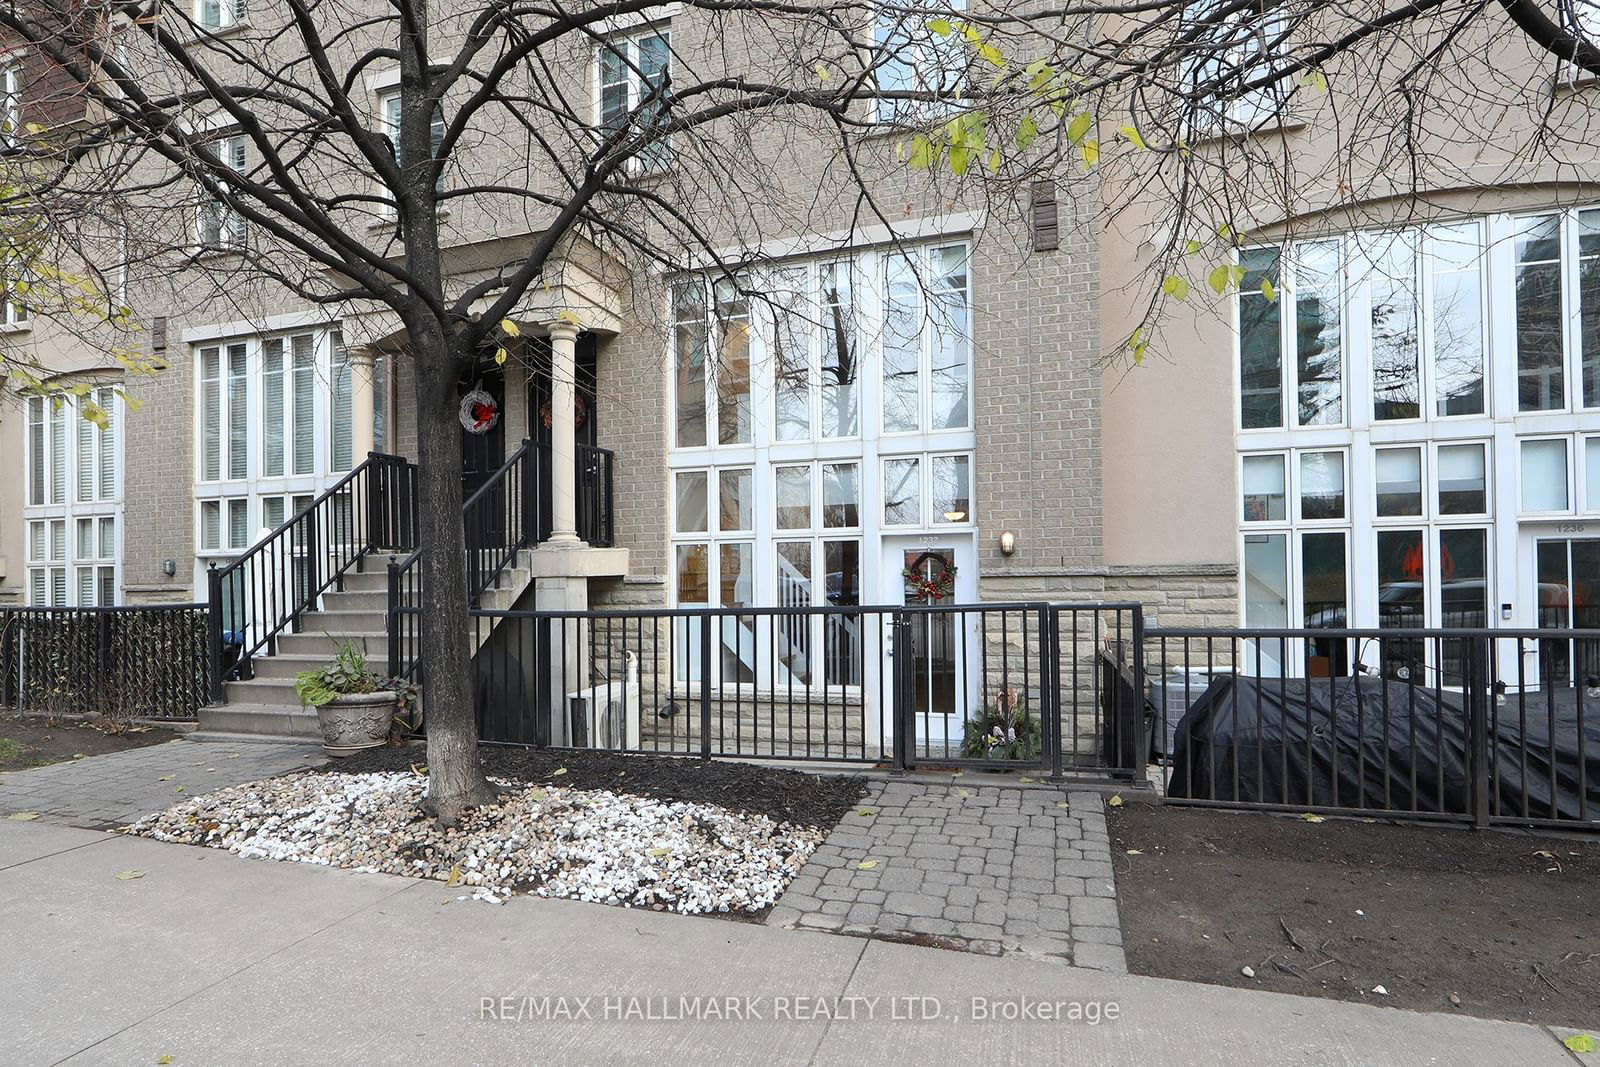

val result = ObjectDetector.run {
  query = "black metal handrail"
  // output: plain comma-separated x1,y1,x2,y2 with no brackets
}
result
535,443,616,547
386,438,541,681
577,444,615,548
207,451,417,702
464,438,540,605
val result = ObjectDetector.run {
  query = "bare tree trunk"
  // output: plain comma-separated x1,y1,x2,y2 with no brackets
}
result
414,328,500,826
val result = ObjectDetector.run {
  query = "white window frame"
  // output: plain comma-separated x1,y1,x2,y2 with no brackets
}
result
23,388,124,606
0,59,21,149
197,133,246,250
593,24,673,173
196,0,245,33
870,0,969,125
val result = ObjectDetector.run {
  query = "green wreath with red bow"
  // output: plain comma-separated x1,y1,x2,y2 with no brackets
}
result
903,552,956,602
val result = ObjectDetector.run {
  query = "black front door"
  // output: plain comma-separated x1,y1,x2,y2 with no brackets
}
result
459,358,506,552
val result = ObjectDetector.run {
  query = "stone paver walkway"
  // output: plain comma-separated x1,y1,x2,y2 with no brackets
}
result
0,739,323,828
766,780,1125,972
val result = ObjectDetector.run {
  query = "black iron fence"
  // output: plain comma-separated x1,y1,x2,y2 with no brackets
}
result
0,605,210,721
460,601,1145,776
1148,626,1600,830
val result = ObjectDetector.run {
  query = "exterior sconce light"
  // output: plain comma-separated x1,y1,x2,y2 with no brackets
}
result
162,559,177,577
998,530,1017,556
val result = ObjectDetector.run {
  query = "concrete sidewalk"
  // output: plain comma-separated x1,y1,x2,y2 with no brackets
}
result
2,820,1591,1066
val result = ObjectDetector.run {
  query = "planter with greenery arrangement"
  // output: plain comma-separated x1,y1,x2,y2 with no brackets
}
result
959,685,1042,762
294,641,409,757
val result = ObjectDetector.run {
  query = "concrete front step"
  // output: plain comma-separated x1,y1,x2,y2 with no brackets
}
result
272,630,389,657
197,702,322,741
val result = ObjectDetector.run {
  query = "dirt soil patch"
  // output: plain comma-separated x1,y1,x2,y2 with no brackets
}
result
0,713,184,772
315,746,868,830
1109,797,1600,1028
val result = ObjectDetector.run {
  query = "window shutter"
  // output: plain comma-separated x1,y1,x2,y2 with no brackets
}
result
98,388,116,500
151,316,167,352
77,404,95,502
76,518,93,560
29,569,45,606
201,347,222,480
332,346,353,472
292,334,315,474
1031,183,1059,252
49,403,65,504
228,498,250,549
98,566,116,607
262,338,284,476
77,568,95,607
27,396,44,505
51,567,66,607
227,343,248,479
49,520,65,562
28,521,43,562
201,501,221,550
263,496,285,531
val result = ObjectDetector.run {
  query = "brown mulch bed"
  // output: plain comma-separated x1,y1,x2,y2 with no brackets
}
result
0,713,184,772
313,745,868,830
1108,796,1600,1028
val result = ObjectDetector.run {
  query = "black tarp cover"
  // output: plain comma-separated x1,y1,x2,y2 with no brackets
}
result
1166,676,1600,821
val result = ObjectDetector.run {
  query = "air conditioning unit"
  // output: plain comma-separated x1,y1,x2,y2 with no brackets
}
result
1147,669,1220,759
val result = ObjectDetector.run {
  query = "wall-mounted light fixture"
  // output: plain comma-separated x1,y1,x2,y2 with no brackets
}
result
162,559,177,577
998,530,1017,556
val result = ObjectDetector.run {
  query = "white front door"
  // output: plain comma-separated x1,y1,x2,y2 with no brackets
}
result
881,534,978,748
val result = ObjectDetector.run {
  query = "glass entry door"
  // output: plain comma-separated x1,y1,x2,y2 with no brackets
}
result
1536,538,1600,687
881,536,976,745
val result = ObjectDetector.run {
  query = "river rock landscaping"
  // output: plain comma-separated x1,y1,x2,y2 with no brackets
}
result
125,753,867,915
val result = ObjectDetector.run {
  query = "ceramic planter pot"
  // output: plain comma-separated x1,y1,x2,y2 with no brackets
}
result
315,691,397,757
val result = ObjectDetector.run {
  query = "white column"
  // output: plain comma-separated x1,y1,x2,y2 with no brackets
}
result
546,319,581,544
350,347,377,461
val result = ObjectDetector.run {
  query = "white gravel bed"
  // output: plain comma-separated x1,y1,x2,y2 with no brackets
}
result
124,770,824,913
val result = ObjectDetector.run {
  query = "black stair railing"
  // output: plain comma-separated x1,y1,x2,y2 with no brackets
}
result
384,439,617,683
206,452,417,703
387,438,542,681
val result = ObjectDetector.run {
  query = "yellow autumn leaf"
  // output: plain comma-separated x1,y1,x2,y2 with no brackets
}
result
551,767,568,777
494,347,508,365
8,812,40,821
499,318,520,337
1107,794,1123,807
158,1057,174,1065
1300,812,1326,823
1080,139,1099,167
857,860,879,869
856,808,876,817
115,869,145,881
648,847,671,857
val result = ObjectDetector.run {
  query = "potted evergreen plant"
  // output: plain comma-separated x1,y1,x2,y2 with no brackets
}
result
294,641,403,756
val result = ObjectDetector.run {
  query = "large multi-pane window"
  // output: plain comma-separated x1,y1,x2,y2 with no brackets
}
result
668,239,976,687
24,389,122,606
194,327,379,569
596,26,672,171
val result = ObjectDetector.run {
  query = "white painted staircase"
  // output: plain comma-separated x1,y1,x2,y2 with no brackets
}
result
192,552,536,743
